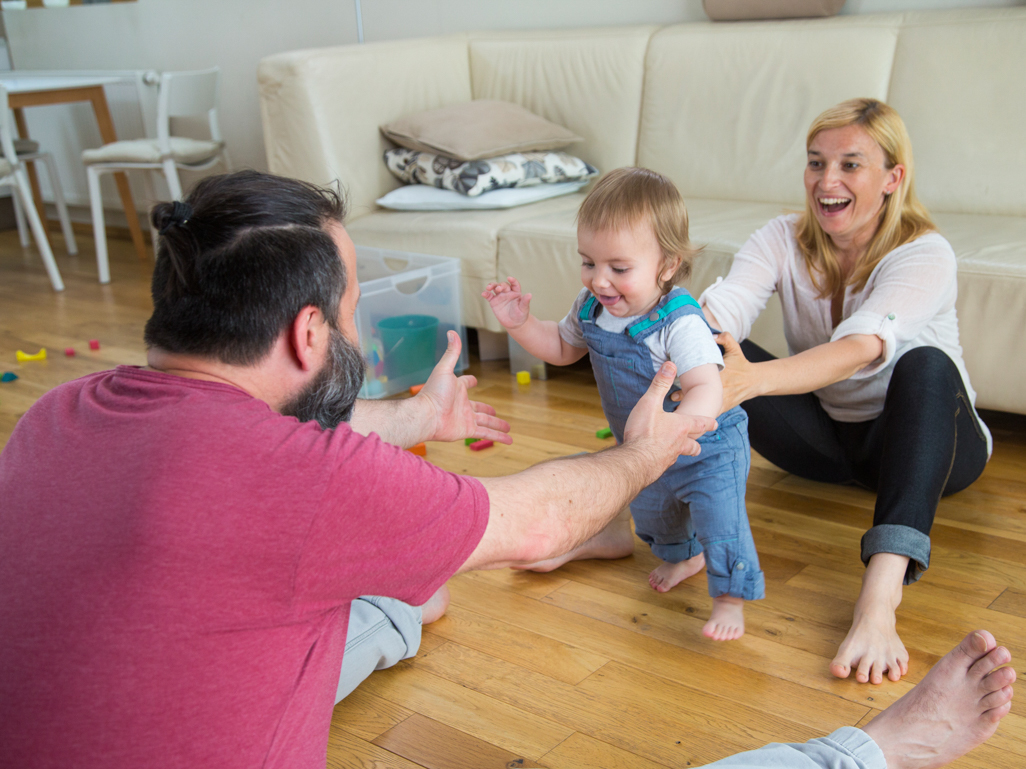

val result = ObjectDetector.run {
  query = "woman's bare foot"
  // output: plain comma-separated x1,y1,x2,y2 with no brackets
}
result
649,552,705,592
419,584,450,625
831,552,910,684
703,595,745,640
513,509,634,572
863,630,1015,769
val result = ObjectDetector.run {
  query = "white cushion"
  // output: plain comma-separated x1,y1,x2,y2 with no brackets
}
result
639,16,901,206
81,137,224,165
376,181,588,211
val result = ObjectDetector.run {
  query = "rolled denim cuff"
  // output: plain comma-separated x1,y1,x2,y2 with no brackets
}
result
708,561,766,601
650,536,703,564
860,524,931,584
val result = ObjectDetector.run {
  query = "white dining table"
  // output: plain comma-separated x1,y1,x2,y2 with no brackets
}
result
0,73,148,261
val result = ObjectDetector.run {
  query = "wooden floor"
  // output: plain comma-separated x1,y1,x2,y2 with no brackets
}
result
3,230,1025,769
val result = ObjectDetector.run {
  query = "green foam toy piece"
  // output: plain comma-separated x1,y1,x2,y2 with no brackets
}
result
596,427,613,439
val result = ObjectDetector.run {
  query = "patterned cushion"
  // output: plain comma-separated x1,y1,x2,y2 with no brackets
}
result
384,148,598,197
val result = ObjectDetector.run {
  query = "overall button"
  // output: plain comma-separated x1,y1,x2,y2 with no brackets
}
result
649,312,660,322
736,561,746,570
887,313,896,320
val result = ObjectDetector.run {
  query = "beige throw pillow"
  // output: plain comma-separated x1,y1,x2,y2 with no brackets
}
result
380,100,583,162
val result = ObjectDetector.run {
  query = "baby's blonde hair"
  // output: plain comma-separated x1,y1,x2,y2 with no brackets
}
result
577,167,698,293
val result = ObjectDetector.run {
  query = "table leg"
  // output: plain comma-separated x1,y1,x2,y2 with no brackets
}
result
13,108,49,229
89,88,148,261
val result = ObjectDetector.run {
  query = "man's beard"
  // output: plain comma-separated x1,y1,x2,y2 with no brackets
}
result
281,326,366,430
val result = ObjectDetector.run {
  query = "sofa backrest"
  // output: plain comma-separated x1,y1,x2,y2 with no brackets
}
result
259,36,473,218
888,9,1026,217
637,14,902,207
467,26,656,180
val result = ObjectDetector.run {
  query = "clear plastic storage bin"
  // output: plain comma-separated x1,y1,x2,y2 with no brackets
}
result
355,246,467,398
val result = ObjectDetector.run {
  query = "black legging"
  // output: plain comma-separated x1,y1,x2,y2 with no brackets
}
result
740,341,989,584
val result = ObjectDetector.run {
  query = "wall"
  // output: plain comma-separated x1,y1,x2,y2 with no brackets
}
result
3,0,1023,212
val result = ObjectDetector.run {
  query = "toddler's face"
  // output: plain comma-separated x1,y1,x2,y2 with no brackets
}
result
578,221,674,318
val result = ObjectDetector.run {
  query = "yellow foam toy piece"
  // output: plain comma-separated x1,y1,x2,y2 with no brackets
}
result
16,348,47,363
516,370,531,385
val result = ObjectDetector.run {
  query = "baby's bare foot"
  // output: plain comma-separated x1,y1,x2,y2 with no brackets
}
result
649,552,705,593
830,606,909,684
514,511,633,572
863,630,1015,769
703,595,745,641
419,584,450,625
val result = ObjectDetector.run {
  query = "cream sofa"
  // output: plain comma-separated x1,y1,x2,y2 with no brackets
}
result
258,8,1026,415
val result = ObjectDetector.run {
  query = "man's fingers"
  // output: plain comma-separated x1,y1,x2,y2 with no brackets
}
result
469,399,497,417
477,427,514,445
456,373,478,391
687,415,718,436
475,412,512,436
715,332,740,354
432,331,462,375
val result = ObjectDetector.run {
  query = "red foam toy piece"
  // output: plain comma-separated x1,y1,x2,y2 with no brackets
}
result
88,340,100,350
469,439,494,451
65,348,76,357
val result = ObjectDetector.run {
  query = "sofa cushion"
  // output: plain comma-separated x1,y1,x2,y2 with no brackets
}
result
379,99,582,161
384,148,597,196
496,197,791,356
888,9,1026,217
346,194,585,332
932,212,1026,413
258,36,474,218
468,26,656,180
376,180,588,211
638,16,901,206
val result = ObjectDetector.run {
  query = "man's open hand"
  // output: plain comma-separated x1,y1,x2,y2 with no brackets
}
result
416,331,512,444
623,361,717,467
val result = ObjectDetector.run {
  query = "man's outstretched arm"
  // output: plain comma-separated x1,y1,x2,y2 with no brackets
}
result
461,360,717,571
349,331,511,449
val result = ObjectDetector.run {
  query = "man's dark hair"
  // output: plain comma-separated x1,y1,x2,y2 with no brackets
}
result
144,170,349,365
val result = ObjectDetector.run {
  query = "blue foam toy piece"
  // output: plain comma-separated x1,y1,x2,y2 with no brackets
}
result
1,372,18,382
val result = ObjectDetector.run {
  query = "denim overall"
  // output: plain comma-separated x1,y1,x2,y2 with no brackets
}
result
580,287,765,600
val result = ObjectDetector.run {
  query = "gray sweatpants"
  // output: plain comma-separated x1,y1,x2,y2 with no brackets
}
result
333,601,886,769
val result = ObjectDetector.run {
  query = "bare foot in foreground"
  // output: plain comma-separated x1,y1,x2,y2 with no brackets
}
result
831,552,910,683
703,595,745,640
420,584,450,625
514,509,634,572
863,630,1015,769
649,552,705,592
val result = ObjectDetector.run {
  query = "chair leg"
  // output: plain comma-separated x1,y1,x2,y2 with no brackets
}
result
12,189,30,247
38,152,78,256
14,168,64,292
162,159,183,200
141,170,160,258
87,165,111,285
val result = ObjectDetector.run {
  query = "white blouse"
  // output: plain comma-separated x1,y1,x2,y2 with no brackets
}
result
700,215,991,453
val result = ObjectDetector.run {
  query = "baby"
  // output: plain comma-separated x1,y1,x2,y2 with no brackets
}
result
484,167,764,640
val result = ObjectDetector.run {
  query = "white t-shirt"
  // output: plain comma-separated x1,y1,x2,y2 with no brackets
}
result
558,288,724,377
700,214,991,453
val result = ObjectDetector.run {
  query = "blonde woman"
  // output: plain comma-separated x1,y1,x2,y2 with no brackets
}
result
698,99,991,685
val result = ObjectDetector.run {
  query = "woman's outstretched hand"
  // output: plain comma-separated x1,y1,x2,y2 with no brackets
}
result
671,332,760,413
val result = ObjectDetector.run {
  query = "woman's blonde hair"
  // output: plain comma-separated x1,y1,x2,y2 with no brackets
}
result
577,167,699,293
796,98,935,298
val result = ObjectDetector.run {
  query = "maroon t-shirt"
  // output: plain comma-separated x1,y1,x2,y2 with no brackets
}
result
0,367,489,769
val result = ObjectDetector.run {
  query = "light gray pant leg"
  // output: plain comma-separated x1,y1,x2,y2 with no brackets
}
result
701,728,886,769
335,596,423,703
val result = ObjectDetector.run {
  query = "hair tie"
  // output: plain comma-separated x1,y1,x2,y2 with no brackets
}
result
159,200,193,235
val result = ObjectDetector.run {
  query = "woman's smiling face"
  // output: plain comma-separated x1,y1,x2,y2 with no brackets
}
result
804,124,905,254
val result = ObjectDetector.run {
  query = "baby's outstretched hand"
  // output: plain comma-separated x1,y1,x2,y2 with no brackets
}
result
483,276,532,330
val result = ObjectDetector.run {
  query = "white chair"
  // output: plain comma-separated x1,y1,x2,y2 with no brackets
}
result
82,67,230,284
0,86,64,291
11,137,78,261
